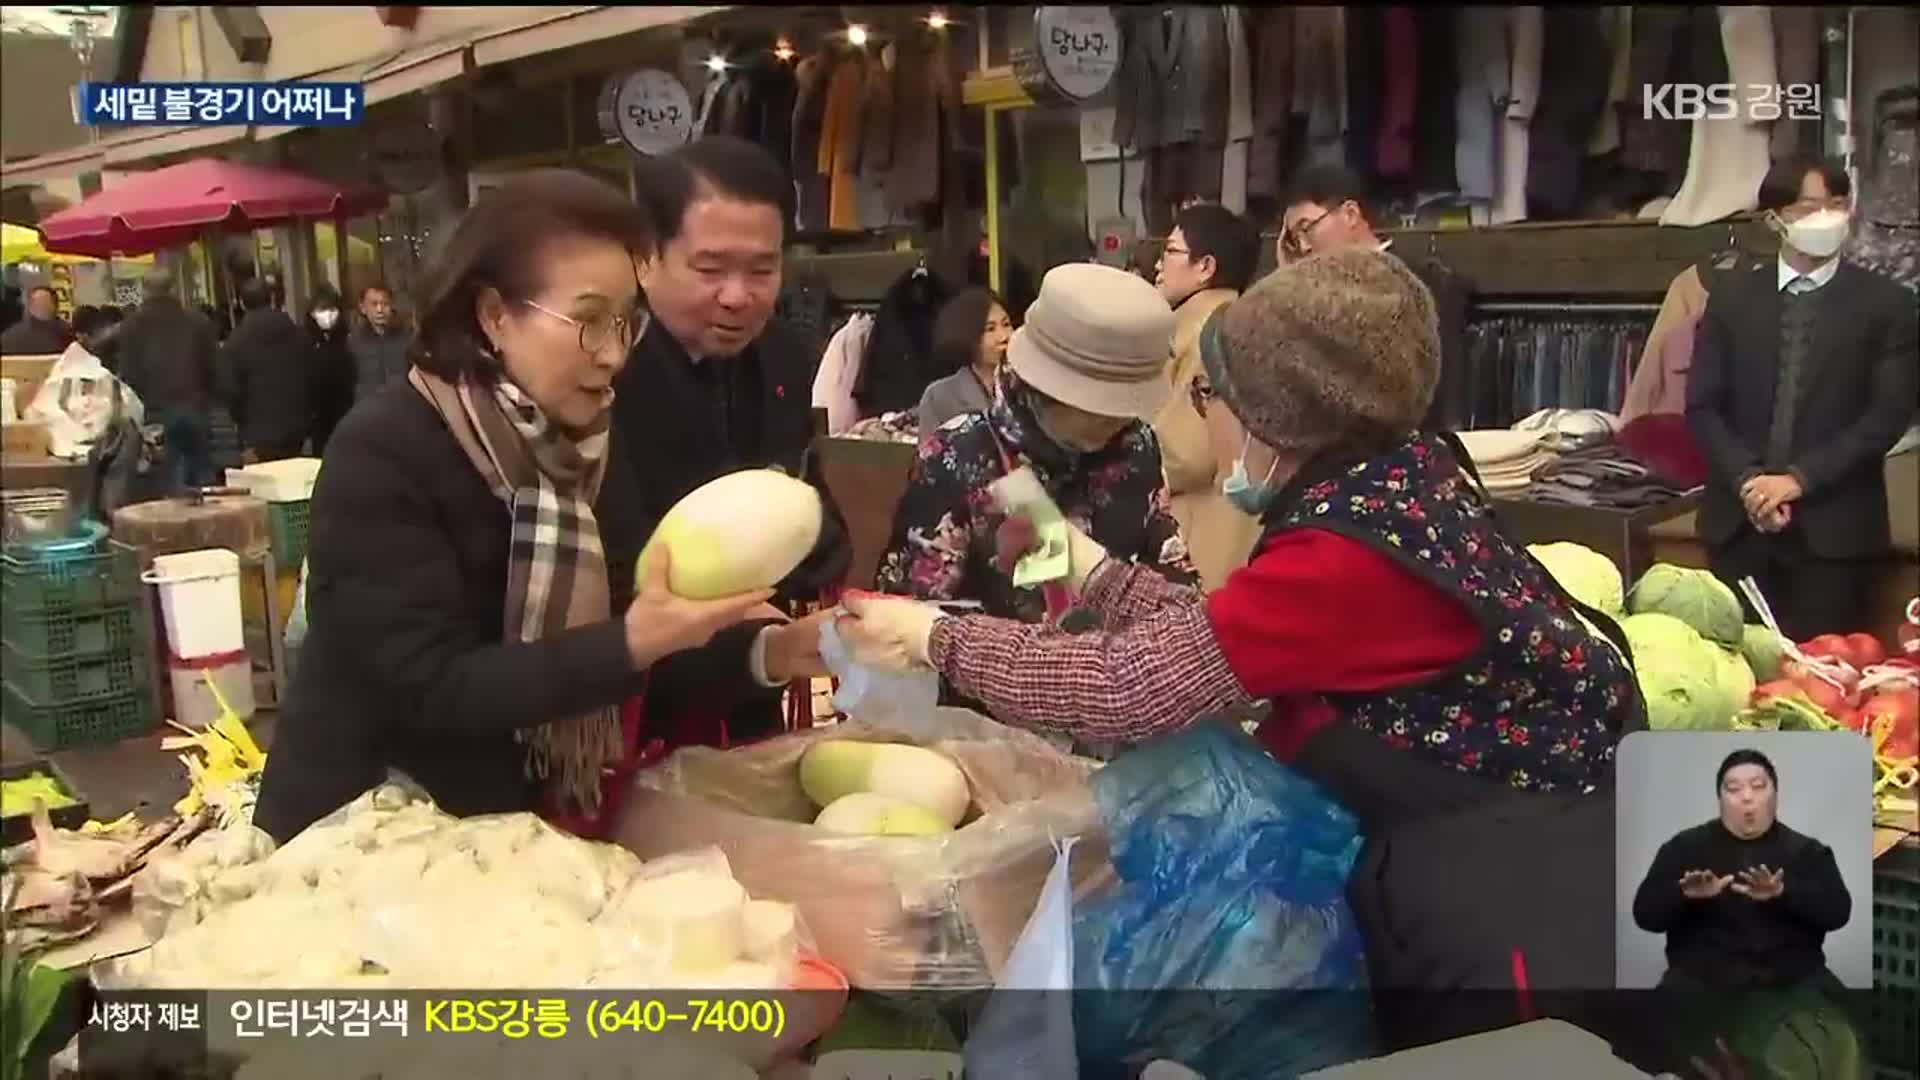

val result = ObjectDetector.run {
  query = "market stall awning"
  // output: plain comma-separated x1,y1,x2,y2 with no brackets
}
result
36,158,390,258
2,222,152,266
468,5,731,68
255,35,476,142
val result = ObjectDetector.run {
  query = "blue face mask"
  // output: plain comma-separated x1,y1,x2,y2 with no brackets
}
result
1220,435,1280,516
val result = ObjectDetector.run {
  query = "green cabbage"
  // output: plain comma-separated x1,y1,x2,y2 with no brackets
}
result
1629,564,1745,646
1620,613,1747,731
1528,542,1625,615
1740,624,1785,682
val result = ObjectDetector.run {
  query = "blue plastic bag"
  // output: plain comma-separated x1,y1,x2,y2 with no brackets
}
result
818,618,942,739
964,835,1080,1078
1072,719,1377,1078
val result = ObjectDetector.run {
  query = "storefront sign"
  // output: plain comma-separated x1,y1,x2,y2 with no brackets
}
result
1015,6,1122,106
606,69,694,156
368,121,443,196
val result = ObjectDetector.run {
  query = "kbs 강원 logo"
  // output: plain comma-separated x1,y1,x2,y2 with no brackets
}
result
1641,83,1822,123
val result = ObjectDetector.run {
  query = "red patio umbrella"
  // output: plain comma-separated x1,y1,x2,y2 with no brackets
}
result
36,157,390,258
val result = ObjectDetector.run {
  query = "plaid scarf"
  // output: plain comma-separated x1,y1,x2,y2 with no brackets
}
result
408,367,624,814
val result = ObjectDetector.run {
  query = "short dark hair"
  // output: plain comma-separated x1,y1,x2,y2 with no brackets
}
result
73,304,122,337
26,284,56,305
1283,163,1375,225
930,287,1008,378
637,136,793,248
1757,154,1851,211
1716,749,1778,791
238,278,273,311
1173,204,1261,292
359,284,392,304
411,168,654,380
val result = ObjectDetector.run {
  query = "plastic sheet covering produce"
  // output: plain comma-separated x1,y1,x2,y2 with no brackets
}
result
1072,719,1377,1077
100,782,827,1074
615,708,1113,990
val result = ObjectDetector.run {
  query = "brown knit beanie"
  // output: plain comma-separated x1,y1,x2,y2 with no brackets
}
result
1208,248,1439,454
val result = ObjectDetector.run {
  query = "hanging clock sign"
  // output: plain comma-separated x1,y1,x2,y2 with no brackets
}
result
1015,6,1122,106
603,68,694,156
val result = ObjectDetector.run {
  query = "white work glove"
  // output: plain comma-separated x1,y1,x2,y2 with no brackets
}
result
989,467,1109,593
836,590,946,671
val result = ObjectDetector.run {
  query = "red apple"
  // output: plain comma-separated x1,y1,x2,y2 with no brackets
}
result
1846,633,1887,668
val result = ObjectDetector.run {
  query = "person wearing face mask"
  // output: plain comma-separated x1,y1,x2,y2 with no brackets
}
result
254,170,832,845
915,288,1013,435
842,249,1642,829
873,262,1197,627
1150,202,1264,591
1631,749,1851,995
304,284,355,457
1685,154,1920,640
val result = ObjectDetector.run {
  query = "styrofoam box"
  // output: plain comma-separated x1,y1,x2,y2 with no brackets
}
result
226,458,322,502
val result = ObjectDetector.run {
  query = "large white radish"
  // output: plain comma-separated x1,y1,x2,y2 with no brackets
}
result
813,792,955,836
799,740,971,826
639,469,823,600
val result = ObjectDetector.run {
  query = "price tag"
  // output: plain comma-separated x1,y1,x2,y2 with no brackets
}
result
612,69,693,156
1034,6,1121,102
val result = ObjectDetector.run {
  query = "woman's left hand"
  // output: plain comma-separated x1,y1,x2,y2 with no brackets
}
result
762,610,836,683
836,591,945,671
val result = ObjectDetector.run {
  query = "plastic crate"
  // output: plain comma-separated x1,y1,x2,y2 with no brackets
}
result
1,681,155,751
267,500,310,569
2,601,142,658
1871,841,1919,1079
0,539,140,615
2,639,149,705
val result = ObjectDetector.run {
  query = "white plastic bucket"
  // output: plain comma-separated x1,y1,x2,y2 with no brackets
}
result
168,651,255,728
142,548,245,660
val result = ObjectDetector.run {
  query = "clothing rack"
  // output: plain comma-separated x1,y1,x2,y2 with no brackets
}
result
1472,301,1662,315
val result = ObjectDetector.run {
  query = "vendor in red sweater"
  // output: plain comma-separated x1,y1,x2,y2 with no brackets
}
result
838,248,1642,827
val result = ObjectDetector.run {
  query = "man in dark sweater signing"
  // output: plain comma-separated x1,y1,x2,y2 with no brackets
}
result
1632,749,1852,993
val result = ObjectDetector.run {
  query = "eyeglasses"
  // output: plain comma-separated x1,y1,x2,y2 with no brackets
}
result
1282,208,1334,257
1188,376,1216,417
521,299,648,354
1162,244,1192,262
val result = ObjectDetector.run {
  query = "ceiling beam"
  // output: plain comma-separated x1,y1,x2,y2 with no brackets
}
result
210,6,272,65
103,5,151,82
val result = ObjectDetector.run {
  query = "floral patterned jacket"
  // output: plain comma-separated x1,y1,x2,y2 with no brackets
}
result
875,369,1197,622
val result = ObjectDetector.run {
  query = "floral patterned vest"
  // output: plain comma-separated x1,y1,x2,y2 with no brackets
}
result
1265,433,1634,795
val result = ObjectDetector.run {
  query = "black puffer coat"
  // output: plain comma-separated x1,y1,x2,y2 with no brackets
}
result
853,267,955,419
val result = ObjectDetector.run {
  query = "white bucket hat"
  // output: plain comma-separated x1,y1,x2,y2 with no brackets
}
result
1005,262,1175,419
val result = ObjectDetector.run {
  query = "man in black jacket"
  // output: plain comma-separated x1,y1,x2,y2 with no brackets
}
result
220,277,312,461
116,270,221,491
1686,155,1920,639
1278,164,1476,431
0,285,72,354
617,135,851,745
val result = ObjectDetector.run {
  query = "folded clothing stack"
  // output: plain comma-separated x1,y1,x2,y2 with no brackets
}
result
1453,429,1558,497
1525,443,1695,510
1512,408,1622,453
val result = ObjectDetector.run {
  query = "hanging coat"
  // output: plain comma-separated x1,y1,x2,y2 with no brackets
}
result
1661,8,1777,227
1527,7,1613,218
790,51,837,230
1413,7,1460,193
1495,7,1544,224
1455,6,1512,205
1244,6,1294,203
886,35,956,215
853,268,955,420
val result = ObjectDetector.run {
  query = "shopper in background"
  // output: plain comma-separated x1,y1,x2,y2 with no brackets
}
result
255,168,827,845
915,287,1012,435
0,284,72,354
349,283,410,400
87,304,127,372
1150,202,1265,591
616,135,850,747
116,269,221,491
304,285,356,457
1278,164,1475,433
219,276,312,462
843,249,1640,827
1686,154,1919,640
875,262,1198,625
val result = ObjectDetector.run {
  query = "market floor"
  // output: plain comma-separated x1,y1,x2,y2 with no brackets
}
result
2,712,278,822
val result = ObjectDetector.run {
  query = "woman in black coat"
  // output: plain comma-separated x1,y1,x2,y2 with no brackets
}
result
303,285,355,456
254,170,834,844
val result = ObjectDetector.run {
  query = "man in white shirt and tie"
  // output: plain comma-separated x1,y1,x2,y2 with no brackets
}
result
1686,154,1919,639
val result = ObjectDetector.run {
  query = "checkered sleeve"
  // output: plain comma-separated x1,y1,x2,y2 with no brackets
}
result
927,583,1251,743
1081,557,1205,623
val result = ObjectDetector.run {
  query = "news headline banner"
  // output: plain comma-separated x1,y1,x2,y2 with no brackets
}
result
80,82,364,127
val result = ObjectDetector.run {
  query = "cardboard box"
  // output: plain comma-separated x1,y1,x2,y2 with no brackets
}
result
1,420,51,459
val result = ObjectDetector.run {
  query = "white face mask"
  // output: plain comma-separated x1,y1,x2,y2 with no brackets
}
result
1782,208,1850,259
312,309,339,330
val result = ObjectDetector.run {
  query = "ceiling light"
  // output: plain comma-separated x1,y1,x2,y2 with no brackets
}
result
773,37,796,61
926,11,950,30
846,24,869,47
704,53,728,73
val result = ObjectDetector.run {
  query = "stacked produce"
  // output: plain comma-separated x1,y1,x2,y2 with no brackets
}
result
106,783,806,993
799,740,972,836
1529,544,1920,802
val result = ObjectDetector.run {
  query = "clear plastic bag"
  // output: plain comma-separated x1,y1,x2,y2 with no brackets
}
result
615,707,1112,990
818,619,942,742
965,834,1081,1077
1072,719,1376,1077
